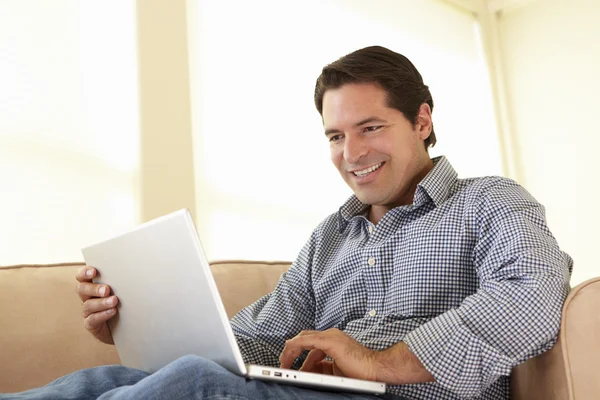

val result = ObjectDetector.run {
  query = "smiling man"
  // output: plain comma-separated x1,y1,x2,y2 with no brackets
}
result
230,46,572,399
6,46,572,400
231,46,572,399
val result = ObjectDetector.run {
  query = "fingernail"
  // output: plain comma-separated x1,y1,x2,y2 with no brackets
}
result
106,308,115,315
86,269,93,277
106,297,115,306
99,286,106,296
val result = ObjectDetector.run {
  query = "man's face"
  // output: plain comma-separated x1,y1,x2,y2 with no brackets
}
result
322,82,433,214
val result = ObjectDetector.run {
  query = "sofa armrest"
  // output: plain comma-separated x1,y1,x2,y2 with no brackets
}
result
511,277,600,400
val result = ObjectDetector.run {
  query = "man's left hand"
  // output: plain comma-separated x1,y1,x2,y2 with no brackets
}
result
279,328,436,385
279,328,377,381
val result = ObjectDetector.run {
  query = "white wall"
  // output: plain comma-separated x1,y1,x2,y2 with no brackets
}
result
0,1,140,265
498,0,600,284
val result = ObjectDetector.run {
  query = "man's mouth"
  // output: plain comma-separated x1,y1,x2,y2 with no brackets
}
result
351,162,384,177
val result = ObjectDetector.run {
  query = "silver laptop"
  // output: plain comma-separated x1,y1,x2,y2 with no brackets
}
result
81,209,386,395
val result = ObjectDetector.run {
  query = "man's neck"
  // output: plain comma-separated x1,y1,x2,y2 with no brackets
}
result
367,158,434,225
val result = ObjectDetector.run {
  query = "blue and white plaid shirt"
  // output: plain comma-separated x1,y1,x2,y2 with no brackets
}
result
231,156,573,399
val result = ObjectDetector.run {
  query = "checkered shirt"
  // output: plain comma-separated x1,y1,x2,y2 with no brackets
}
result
231,156,573,399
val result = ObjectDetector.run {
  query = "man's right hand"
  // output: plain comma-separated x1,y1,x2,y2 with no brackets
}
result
76,266,119,345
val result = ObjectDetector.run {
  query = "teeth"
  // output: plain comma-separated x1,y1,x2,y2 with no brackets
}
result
353,163,382,177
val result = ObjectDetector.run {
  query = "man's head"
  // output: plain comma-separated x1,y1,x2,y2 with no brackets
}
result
314,46,436,149
314,46,436,221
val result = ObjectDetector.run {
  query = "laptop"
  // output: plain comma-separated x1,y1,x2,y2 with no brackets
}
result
81,209,386,395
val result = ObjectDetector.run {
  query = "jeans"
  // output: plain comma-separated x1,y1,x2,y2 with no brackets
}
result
2,356,406,400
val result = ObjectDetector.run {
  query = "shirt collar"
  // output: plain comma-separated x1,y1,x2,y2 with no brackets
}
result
337,156,458,231
414,156,458,208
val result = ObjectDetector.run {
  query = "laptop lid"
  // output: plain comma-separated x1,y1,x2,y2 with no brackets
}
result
82,209,247,375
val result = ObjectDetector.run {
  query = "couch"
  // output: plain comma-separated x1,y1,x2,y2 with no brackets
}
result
1,261,598,399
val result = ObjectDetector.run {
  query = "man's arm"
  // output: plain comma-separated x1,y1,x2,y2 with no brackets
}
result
401,179,572,398
230,230,319,367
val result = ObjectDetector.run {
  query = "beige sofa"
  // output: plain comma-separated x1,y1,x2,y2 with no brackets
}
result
1,261,598,399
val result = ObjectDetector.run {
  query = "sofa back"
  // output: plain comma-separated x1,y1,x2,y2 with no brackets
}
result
1,261,598,399
210,260,291,318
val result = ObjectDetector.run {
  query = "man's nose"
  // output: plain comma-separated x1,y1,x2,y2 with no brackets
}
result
343,136,368,165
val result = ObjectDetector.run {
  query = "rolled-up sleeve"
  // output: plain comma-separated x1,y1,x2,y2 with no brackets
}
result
403,179,572,398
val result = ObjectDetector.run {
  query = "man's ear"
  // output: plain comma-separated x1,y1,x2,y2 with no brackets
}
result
415,103,432,141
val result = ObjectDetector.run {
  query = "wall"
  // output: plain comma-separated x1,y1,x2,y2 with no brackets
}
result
498,0,600,284
137,0,197,223
0,1,139,264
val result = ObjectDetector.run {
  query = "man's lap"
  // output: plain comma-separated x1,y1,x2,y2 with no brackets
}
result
2,356,403,400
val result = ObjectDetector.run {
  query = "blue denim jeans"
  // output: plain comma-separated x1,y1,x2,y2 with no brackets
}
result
2,356,406,400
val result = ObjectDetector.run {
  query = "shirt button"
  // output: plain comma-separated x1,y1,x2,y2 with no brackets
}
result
368,257,376,266
368,226,374,234
369,309,377,317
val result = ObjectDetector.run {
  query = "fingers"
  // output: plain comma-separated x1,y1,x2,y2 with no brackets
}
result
280,328,348,369
300,349,327,372
75,266,117,345
280,330,321,368
81,296,119,318
279,343,309,369
76,266,96,283
317,360,336,375
76,267,106,302
83,306,117,333
77,281,111,303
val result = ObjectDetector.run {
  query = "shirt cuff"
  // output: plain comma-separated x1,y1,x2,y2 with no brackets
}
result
403,309,514,399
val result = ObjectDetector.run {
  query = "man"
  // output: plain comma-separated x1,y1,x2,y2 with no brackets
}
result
7,46,572,400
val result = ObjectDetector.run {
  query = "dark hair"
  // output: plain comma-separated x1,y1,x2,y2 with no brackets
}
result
314,46,436,149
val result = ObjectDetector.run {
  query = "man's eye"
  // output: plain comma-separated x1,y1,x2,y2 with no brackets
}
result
329,135,343,143
364,126,382,133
